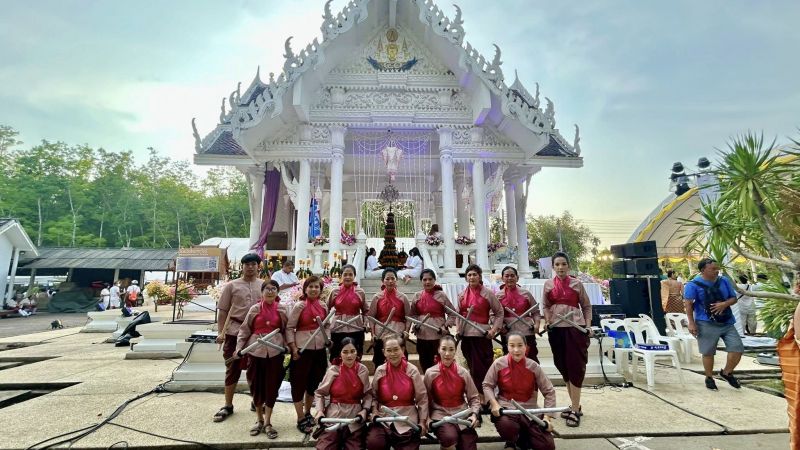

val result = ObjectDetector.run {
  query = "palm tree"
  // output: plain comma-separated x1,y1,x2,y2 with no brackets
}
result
682,132,799,330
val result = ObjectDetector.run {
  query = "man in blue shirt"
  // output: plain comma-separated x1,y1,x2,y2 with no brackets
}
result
684,258,744,391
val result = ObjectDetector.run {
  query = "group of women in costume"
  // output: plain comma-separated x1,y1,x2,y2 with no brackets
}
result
231,251,592,449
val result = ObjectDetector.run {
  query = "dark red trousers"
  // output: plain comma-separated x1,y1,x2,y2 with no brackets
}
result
416,338,440,373
433,423,478,450
460,335,493,387
493,415,555,450
548,326,589,387
246,354,283,408
223,334,246,386
290,349,327,401
366,424,419,450
315,425,364,450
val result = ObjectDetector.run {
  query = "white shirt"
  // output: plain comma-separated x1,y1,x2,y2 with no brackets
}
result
366,255,379,271
271,270,300,289
100,288,110,304
736,283,756,312
126,285,141,299
405,255,422,270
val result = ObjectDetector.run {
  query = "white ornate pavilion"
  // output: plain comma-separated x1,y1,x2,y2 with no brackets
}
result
192,0,583,282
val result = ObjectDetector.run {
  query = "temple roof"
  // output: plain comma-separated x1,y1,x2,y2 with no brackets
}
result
194,0,582,164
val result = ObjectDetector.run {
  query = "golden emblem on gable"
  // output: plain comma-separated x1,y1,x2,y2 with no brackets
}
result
368,28,418,72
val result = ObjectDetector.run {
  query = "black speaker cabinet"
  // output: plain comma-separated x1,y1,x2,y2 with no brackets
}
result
610,241,657,259
609,278,666,334
611,258,660,276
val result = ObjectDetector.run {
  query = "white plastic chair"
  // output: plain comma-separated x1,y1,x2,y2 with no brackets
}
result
664,312,699,361
624,318,685,387
637,314,687,362
600,318,633,377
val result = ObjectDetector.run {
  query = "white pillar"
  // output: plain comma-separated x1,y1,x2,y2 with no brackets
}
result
504,182,518,248
456,165,471,237
515,178,532,279
245,167,264,248
328,126,346,264
5,248,20,303
472,161,490,269
438,128,457,278
434,193,444,235
294,160,312,263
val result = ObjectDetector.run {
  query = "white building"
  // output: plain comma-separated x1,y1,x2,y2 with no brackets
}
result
193,0,583,281
1,219,38,306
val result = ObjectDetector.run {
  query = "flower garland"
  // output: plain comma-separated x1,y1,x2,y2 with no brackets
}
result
455,235,475,245
425,234,443,246
487,242,507,253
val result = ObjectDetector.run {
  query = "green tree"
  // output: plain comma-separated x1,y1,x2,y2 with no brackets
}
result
587,248,614,279
526,212,600,263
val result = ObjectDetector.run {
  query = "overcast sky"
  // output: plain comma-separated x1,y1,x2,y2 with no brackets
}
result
1,0,798,248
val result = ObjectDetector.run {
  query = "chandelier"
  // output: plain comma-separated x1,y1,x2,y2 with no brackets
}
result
378,184,400,207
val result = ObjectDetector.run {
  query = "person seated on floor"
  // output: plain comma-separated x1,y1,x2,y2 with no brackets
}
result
364,248,382,279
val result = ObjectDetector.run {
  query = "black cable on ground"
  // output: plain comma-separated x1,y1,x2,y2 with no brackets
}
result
583,331,627,391
107,422,223,450
26,386,163,449
630,385,730,433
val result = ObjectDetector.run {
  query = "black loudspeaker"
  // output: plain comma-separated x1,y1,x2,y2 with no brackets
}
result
610,241,657,259
609,278,666,334
591,304,625,328
611,258,659,276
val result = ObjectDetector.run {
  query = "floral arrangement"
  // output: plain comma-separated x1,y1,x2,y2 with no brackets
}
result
340,230,356,246
284,277,334,303
169,281,198,303
487,242,507,253
207,281,229,301
144,280,172,305
455,235,475,245
425,234,443,246
311,235,329,246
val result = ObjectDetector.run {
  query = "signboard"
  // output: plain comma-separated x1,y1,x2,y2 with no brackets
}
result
176,247,223,273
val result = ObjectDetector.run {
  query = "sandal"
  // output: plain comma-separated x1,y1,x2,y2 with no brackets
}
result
560,405,582,418
564,410,581,428
296,417,313,434
249,421,264,436
305,412,317,427
264,424,278,439
212,405,233,422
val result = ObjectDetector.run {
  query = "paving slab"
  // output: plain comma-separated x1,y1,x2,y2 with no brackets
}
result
637,370,789,433
610,433,790,450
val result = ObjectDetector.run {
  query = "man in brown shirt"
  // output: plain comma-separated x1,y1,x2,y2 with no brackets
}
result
213,253,264,422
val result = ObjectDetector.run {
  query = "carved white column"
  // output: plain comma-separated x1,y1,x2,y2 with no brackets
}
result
456,165,470,237
472,161,490,269
504,182,518,248
515,178,532,279
244,167,264,248
438,128,457,278
328,126,346,265
294,160,312,263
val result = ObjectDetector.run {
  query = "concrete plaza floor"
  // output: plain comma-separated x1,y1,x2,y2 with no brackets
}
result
0,305,790,449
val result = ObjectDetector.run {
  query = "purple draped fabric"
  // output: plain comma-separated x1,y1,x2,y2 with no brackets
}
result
251,168,281,256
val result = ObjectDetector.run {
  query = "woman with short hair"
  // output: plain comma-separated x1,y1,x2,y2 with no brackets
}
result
367,336,428,450
233,279,287,439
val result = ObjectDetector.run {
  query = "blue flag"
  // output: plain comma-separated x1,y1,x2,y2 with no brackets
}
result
309,196,321,239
